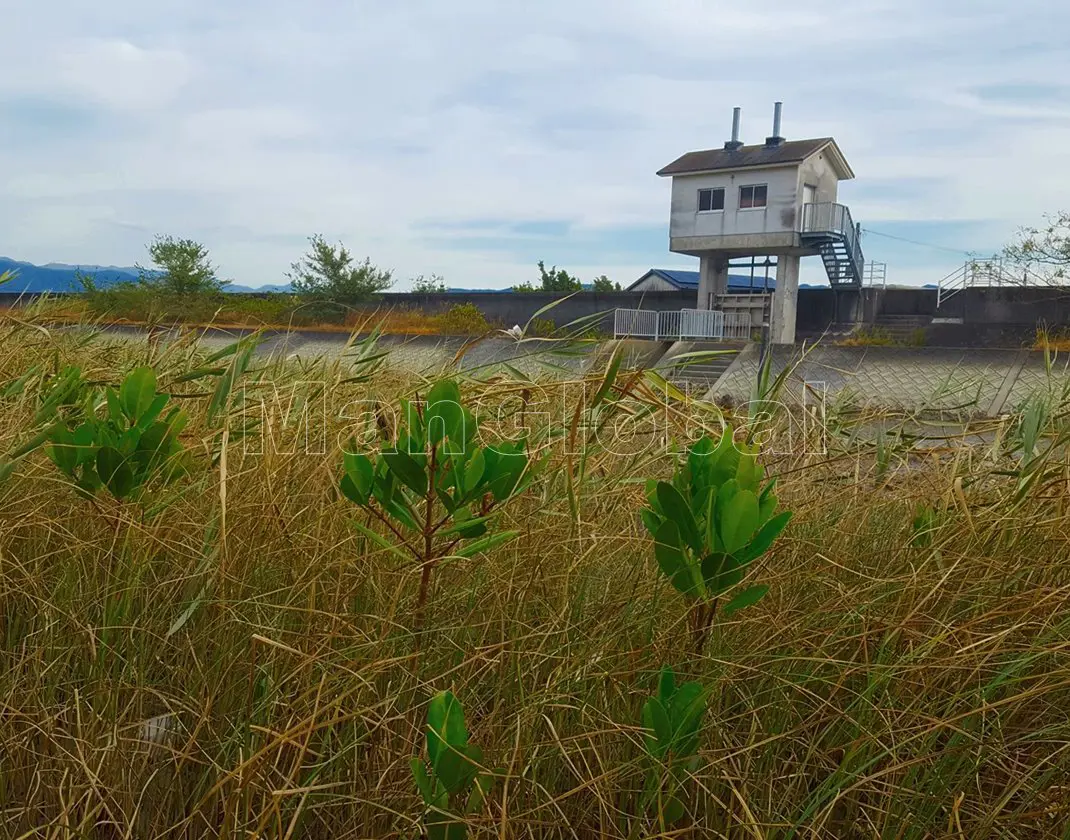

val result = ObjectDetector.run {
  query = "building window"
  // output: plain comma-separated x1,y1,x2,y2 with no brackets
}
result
739,184,768,209
697,187,725,213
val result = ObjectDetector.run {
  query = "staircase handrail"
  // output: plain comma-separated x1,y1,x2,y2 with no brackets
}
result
801,202,865,284
936,258,1041,308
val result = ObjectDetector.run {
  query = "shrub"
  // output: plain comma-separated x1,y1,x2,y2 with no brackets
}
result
527,317,557,338
412,274,447,294
434,303,490,335
45,366,188,500
641,666,708,826
82,282,223,323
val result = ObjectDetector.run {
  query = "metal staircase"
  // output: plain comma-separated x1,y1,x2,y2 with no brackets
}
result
800,202,864,287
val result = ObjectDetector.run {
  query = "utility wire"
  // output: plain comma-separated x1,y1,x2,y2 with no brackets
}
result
861,227,982,257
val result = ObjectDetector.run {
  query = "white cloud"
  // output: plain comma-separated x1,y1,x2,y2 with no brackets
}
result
56,38,193,110
1,0,1069,288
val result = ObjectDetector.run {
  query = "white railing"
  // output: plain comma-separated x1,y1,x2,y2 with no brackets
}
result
801,202,854,237
677,309,724,339
656,310,683,340
613,308,658,338
722,311,752,340
614,309,745,341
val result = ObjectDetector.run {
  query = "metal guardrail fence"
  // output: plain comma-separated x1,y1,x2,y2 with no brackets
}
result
613,308,750,341
862,262,887,288
612,308,658,339
722,311,752,340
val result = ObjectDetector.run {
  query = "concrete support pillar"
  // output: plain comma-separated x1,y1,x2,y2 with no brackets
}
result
697,254,729,310
770,254,800,344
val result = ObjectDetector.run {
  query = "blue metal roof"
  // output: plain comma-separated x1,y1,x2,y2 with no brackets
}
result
641,268,776,291
651,268,700,288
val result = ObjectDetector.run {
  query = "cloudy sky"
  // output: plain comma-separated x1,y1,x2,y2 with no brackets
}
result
2,0,1068,289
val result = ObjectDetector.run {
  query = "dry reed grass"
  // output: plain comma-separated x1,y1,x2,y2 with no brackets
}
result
0,315,1068,838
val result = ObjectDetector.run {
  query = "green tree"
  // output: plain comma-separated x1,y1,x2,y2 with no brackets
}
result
536,261,582,292
141,236,222,295
1003,212,1070,282
412,274,447,294
288,234,394,299
592,274,621,292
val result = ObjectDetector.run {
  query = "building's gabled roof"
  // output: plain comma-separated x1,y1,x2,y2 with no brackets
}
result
656,137,854,180
629,268,776,292
639,268,700,289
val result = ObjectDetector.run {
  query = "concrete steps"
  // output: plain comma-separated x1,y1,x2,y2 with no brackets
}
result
665,340,747,390
873,313,932,342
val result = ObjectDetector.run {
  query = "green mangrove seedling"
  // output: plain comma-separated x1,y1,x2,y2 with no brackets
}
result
45,366,188,500
410,690,494,840
641,665,708,827
340,379,538,623
642,433,791,652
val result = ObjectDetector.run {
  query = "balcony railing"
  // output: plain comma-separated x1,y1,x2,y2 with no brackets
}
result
800,202,855,237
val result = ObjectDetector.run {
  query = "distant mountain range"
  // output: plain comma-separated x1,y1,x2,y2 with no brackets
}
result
0,257,140,292
0,257,291,294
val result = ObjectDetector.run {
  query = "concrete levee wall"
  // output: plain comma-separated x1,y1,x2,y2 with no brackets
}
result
794,287,882,334
380,290,695,332
0,289,698,333
796,286,1070,345
8,284,1070,346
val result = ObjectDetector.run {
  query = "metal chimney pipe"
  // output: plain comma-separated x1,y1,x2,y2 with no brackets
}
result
724,107,744,150
765,102,785,147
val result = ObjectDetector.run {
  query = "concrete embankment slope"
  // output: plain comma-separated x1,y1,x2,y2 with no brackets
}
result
710,344,1070,417
77,326,614,378
80,326,682,378
70,326,1070,416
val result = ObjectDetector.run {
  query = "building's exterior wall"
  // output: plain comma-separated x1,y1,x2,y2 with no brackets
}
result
795,151,841,206
669,165,801,243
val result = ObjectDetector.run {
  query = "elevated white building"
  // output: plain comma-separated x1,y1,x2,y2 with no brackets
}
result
657,104,864,343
